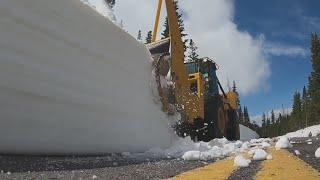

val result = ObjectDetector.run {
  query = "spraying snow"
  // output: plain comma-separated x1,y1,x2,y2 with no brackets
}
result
0,0,173,154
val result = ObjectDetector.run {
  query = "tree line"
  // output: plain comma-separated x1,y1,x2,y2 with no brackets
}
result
258,33,320,137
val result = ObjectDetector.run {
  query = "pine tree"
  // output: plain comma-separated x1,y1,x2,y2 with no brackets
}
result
105,0,115,8
301,86,308,127
261,113,267,137
266,117,271,137
187,39,199,63
271,110,275,137
291,91,302,130
137,30,142,42
238,106,244,124
145,31,152,44
161,1,188,50
308,33,320,125
161,17,169,39
243,106,250,126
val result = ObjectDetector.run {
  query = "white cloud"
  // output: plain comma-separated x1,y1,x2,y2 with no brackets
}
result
93,0,272,95
261,36,308,57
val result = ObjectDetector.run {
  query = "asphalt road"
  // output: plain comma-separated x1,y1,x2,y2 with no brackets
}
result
288,136,320,171
0,154,211,180
0,137,318,180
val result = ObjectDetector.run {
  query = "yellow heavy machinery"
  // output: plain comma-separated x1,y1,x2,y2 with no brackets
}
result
147,0,240,141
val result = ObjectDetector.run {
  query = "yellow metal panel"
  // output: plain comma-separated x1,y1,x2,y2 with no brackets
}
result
227,91,238,110
165,0,203,120
152,0,163,42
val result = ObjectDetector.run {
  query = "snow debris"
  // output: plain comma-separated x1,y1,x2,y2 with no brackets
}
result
122,152,131,157
261,142,271,149
0,170,3,174
294,150,301,156
266,154,273,160
92,175,98,179
240,142,250,151
275,137,293,150
306,139,312,142
234,155,251,167
6,172,11,175
307,142,313,145
315,147,320,158
182,151,201,161
253,149,268,161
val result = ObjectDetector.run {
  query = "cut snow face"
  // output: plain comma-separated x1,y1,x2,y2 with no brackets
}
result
315,147,320,158
239,124,260,141
234,155,251,167
275,137,293,150
0,0,173,154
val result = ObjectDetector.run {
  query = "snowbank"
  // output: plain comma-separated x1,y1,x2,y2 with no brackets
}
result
239,124,260,141
284,124,320,138
0,0,172,154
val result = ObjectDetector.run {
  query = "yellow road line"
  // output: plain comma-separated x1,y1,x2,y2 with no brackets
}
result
255,148,320,180
173,157,237,180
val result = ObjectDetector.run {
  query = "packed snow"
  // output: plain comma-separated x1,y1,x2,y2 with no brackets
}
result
234,155,251,167
0,0,173,154
275,137,293,150
315,147,320,158
239,124,260,141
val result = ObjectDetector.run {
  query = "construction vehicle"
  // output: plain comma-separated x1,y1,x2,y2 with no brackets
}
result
147,0,240,141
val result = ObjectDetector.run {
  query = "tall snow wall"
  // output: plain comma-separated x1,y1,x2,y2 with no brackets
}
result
0,0,173,154
239,124,260,141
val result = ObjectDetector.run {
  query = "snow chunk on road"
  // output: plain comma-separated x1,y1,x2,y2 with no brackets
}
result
253,149,268,161
234,155,251,167
294,150,301,156
182,151,201,161
275,137,293,150
315,147,320,158
266,154,273,160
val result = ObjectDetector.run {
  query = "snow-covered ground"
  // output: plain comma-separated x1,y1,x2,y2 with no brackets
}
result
0,0,173,154
284,124,320,138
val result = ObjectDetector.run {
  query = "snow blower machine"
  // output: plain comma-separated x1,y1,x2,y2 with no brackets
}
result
147,0,240,142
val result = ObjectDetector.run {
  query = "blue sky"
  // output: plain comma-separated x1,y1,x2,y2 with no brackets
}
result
233,0,320,117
